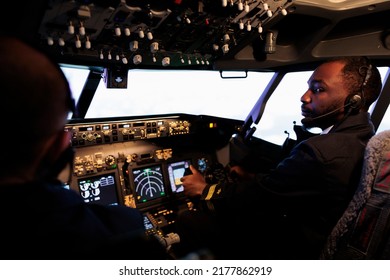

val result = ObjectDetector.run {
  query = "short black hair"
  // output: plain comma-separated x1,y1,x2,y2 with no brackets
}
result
327,56,382,111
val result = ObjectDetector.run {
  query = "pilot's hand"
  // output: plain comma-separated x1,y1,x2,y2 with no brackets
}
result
180,165,207,197
228,165,255,182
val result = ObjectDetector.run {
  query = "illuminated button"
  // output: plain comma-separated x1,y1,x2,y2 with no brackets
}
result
86,133,94,141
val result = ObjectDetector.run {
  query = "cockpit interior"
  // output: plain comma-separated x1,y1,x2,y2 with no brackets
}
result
4,0,390,259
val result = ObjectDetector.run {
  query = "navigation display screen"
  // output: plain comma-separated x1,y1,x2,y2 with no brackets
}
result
131,164,166,203
77,173,119,206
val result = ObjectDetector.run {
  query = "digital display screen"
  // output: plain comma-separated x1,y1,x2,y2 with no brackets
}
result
77,173,119,206
167,159,191,193
143,215,154,230
132,165,166,203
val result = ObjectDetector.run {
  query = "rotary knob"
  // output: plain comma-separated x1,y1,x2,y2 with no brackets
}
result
105,155,117,168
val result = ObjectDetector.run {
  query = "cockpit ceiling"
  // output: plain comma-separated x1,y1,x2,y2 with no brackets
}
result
8,0,390,71
296,0,387,11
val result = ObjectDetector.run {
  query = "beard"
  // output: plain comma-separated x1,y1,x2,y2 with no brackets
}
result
301,110,342,130
301,98,349,130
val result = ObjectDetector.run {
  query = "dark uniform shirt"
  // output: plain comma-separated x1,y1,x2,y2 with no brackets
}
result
0,180,167,260
176,112,376,260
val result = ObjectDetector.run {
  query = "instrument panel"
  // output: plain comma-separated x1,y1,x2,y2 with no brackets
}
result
66,116,191,147
63,114,238,247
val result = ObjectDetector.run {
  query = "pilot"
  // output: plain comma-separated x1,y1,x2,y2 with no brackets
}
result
178,56,383,260
0,36,167,260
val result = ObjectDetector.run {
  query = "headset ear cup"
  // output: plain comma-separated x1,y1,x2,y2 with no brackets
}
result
350,94,362,109
346,94,362,113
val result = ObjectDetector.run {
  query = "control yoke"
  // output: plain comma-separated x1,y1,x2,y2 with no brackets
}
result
229,72,286,164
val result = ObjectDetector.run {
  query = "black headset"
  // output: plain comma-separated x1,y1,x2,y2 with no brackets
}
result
345,63,372,114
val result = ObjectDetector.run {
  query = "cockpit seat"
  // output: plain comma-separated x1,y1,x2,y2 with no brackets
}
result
321,129,390,259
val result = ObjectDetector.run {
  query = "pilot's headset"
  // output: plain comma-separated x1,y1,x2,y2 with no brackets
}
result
344,62,373,115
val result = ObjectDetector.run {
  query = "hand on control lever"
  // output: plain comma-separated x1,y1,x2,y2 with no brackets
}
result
180,165,207,198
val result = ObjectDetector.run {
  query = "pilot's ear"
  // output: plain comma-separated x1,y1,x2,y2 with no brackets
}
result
37,130,74,180
59,130,72,153
48,130,72,161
